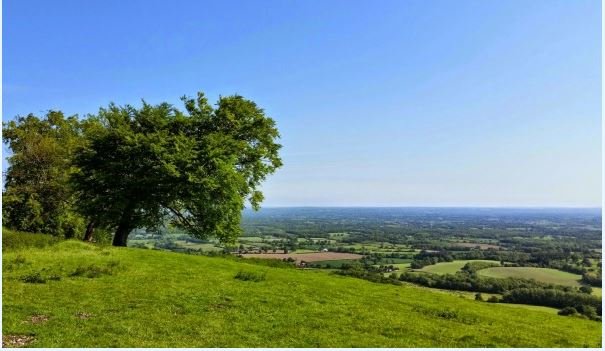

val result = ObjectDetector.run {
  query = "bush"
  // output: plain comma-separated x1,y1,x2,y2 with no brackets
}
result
501,288,601,317
20,272,46,284
579,286,593,294
558,307,578,316
69,262,118,278
47,274,62,281
234,271,266,282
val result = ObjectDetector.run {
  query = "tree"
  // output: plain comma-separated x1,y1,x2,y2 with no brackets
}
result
579,286,593,294
2,112,90,238
558,306,578,316
72,92,282,246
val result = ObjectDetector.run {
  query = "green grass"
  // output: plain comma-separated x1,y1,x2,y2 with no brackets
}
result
592,287,602,298
498,303,559,314
2,228,61,251
173,241,223,251
417,260,501,275
392,263,411,269
2,238,601,347
478,267,583,287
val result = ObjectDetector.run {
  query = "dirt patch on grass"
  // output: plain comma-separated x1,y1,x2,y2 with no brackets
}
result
26,314,49,324
240,252,363,262
2,335,35,348
75,312,93,319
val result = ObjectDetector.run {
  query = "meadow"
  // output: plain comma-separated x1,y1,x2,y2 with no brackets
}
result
240,252,362,262
2,233,601,348
478,267,583,287
416,260,501,275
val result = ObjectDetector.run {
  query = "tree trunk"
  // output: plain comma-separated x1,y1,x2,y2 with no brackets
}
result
112,204,135,247
83,221,95,242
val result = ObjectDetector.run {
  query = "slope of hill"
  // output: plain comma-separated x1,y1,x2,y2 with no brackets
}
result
2,234,602,348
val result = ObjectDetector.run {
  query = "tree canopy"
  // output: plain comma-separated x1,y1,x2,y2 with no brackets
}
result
3,91,282,246
2,111,90,237
72,92,282,246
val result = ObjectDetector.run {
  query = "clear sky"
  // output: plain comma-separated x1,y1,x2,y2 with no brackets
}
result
2,0,602,207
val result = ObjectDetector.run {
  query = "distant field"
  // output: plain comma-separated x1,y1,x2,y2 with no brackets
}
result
417,260,501,275
478,267,582,287
392,263,411,269
379,263,411,275
240,236,280,242
451,242,501,250
240,252,363,262
173,241,222,251
292,249,317,253
312,259,360,268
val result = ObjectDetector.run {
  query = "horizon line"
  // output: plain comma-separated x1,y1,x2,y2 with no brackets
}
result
254,205,602,209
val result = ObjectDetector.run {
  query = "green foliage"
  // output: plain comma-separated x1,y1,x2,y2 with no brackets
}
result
558,306,578,316
69,263,117,278
19,272,46,284
72,92,282,245
487,296,500,303
462,261,500,274
502,288,601,319
2,112,92,238
582,271,602,287
234,270,266,282
398,270,555,294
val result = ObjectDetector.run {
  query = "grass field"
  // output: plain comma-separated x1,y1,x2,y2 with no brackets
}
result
240,252,362,262
2,236,601,347
478,267,583,287
417,260,501,275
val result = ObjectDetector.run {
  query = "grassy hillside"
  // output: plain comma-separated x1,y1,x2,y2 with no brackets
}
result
2,235,601,347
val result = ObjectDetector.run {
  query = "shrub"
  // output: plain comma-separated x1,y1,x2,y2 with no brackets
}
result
486,296,499,303
234,271,266,282
47,274,62,281
436,310,458,320
20,272,46,284
69,262,117,278
576,305,599,320
13,255,27,265
558,307,578,316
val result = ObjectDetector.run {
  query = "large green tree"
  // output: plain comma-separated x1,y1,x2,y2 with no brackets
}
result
72,92,282,246
2,111,90,238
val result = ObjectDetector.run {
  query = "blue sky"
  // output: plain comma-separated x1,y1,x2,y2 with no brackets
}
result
3,0,601,207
